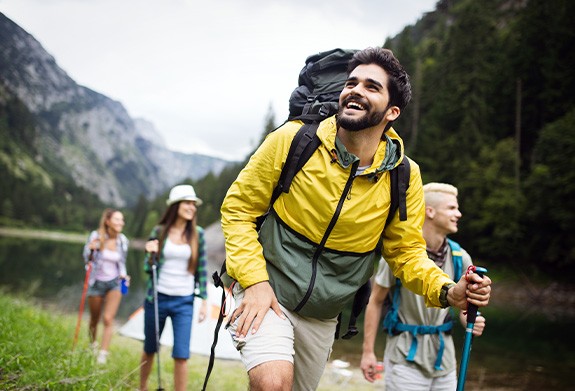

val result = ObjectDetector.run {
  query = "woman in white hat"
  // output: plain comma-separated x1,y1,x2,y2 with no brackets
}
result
139,184,208,391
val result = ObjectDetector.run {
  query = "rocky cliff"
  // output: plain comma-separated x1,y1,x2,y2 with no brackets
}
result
0,12,231,207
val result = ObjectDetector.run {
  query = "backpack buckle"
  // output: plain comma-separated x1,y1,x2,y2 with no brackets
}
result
318,105,330,117
212,271,222,288
341,326,359,340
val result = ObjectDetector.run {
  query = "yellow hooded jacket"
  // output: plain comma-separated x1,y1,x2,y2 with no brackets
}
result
221,116,453,319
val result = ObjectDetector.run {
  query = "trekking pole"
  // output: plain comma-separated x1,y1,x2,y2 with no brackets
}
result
72,249,93,350
456,266,488,391
150,252,164,391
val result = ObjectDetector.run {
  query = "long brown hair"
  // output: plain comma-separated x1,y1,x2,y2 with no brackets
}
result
97,208,121,250
157,202,199,273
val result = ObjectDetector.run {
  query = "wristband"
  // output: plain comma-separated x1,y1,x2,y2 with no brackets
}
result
439,282,456,308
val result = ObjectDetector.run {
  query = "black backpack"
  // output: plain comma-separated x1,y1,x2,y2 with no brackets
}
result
201,48,410,390
288,48,357,122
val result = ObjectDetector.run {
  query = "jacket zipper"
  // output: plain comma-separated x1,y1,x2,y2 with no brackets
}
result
293,160,360,312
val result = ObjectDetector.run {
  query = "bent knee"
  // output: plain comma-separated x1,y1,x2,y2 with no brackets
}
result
249,361,293,391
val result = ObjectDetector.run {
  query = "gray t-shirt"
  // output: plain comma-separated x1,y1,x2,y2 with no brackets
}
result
375,245,472,377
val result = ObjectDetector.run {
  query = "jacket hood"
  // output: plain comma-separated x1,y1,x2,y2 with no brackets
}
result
316,116,405,177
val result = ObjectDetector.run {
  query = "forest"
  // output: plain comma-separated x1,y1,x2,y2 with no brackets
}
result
1,0,574,277
384,0,575,276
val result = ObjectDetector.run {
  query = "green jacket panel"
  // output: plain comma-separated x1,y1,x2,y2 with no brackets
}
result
261,211,379,318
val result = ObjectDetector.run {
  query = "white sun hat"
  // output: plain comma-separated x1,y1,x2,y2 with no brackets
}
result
166,184,203,206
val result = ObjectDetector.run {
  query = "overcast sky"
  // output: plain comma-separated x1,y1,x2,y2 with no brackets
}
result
1,0,438,161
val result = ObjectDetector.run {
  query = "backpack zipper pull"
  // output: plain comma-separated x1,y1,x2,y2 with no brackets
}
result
330,149,338,163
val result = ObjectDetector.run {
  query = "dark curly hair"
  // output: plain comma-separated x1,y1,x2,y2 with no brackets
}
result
347,47,412,111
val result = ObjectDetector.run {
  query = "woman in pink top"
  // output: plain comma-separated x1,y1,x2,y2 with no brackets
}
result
82,208,130,364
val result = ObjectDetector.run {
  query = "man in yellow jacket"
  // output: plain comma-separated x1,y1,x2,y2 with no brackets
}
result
221,47,492,391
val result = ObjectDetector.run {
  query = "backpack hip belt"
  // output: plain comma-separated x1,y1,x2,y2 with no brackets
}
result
395,321,453,371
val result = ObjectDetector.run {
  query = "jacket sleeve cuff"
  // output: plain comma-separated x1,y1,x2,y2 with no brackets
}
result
237,271,269,289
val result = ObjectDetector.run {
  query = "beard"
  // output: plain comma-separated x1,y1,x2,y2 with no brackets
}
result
336,97,386,131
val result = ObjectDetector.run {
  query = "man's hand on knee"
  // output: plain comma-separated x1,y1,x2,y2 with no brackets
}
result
232,281,285,338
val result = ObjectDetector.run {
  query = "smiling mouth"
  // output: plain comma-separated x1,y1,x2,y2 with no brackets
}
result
343,96,368,112
347,101,365,111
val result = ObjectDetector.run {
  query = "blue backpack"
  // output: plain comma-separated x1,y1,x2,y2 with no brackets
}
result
382,239,463,371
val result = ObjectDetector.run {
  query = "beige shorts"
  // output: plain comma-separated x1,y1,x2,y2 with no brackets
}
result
384,358,457,391
228,284,337,391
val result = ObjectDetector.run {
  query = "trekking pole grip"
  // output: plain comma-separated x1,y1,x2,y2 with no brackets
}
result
466,266,487,323
148,251,158,267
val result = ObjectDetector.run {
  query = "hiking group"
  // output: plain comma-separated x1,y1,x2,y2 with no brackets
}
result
77,46,492,391
80,185,209,391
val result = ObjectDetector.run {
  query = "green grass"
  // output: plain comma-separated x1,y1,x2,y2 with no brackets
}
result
0,294,250,390
0,294,379,390
3,292,573,390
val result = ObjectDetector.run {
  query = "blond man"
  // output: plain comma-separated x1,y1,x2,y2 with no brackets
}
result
361,183,486,391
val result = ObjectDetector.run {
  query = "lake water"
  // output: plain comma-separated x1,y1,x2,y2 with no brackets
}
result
1,235,574,390
0,235,147,320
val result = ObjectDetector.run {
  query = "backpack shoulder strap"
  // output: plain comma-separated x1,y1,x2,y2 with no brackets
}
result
447,238,463,280
382,278,402,334
271,121,321,206
385,156,411,228
221,121,321,280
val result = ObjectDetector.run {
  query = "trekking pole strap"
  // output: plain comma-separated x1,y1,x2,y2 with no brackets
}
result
201,271,227,391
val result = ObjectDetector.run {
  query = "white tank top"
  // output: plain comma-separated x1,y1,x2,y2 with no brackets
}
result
94,248,122,281
157,238,195,296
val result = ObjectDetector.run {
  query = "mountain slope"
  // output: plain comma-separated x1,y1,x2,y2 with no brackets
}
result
0,12,231,207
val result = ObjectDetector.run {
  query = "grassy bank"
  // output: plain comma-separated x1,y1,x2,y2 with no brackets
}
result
2,294,574,390
0,226,146,250
0,294,248,390
0,226,86,244
0,294,380,390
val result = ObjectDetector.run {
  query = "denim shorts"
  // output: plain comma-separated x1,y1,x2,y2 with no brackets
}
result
144,293,194,359
87,278,120,297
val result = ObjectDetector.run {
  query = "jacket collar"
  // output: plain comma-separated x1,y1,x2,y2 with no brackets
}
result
317,116,404,175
